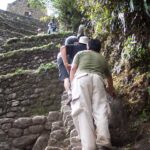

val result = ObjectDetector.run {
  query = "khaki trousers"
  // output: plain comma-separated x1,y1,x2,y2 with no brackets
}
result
71,73,111,150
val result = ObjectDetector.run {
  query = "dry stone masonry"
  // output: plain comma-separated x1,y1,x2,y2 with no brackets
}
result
0,9,47,46
0,112,59,150
0,9,76,149
0,68,63,119
1,34,67,53
0,44,57,75
0,93,82,150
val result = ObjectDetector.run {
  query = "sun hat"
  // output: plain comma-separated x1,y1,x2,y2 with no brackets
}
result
79,36,89,44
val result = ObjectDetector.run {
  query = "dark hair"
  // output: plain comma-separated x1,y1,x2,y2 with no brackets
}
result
87,39,101,52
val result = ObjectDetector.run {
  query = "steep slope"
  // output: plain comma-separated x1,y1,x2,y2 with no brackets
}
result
0,9,47,46
0,9,73,150
0,6,149,150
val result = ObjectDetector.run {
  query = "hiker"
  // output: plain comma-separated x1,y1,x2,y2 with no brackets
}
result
70,39,115,150
47,18,57,34
60,36,89,103
28,11,32,17
77,18,86,39
57,36,78,97
60,36,89,72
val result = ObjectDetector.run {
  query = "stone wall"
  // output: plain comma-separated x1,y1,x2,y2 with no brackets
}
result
0,44,58,75
7,0,47,20
0,92,81,150
0,112,62,150
0,68,63,119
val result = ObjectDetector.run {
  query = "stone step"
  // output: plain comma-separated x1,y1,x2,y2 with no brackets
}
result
0,44,58,75
45,146,64,150
1,33,66,52
71,147,82,150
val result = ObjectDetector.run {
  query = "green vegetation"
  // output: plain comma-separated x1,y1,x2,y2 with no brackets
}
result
28,0,46,11
139,109,150,122
0,69,31,79
1,43,52,58
40,16,51,23
28,0,82,31
37,62,57,73
51,0,82,31
121,36,150,71
77,1,115,37
0,63,56,79
5,32,72,45
14,68,25,75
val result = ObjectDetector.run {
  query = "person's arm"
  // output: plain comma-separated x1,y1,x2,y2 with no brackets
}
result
60,45,71,72
106,74,116,97
103,57,116,97
70,64,78,81
70,52,80,81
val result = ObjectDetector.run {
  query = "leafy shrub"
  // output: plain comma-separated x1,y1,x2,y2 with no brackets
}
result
40,16,52,23
38,63,56,73
121,35,149,70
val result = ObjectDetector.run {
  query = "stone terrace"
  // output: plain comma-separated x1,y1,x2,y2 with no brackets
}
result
0,9,47,46
0,9,76,150
1,33,68,53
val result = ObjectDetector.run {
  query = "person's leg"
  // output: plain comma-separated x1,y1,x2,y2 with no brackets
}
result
48,28,51,34
71,73,96,150
64,77,71,93
92,74,111,148
73,111,96,150
57,56,70,92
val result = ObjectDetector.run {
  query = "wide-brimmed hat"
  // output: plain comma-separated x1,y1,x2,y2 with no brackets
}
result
79,36,89,44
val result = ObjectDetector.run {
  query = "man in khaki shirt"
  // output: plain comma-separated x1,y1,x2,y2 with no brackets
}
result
70,39,115,150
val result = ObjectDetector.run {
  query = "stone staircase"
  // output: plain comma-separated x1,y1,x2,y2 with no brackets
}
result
0,9,77,150
1,33,69,53
0,33,69,76
45,92,82,150
1,9,149,150
0,93,82,150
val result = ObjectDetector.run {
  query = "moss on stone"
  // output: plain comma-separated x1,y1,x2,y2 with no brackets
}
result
5,32,72,45
37,63,57,74
1,43,53,59
0,62,56,79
